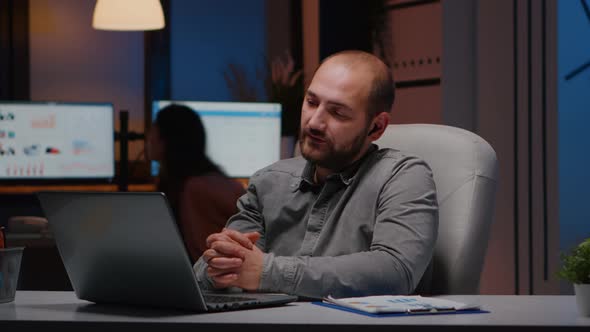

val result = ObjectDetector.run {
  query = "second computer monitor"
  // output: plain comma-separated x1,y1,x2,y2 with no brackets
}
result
152,101,282,178
0,101,115,181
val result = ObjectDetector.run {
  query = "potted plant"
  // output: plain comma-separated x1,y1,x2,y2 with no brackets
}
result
558,238,590,316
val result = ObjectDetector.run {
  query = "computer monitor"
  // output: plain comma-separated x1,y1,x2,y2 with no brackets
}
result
0,101,115,181
152,101,281,178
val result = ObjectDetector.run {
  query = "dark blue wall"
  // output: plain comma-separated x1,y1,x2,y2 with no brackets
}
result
558,0,590,252
170,0,267,101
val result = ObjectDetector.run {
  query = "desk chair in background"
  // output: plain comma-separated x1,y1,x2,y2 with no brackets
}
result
376,124,498,294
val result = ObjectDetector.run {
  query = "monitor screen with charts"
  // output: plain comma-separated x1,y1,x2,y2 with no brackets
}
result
152,101,282,178
0,101,115,180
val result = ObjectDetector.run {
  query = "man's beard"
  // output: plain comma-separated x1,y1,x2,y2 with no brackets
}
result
299,126,369,171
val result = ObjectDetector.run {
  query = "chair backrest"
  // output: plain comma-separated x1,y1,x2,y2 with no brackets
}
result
375,124,498,294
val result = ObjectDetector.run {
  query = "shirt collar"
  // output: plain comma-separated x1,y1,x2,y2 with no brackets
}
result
295,144,378,191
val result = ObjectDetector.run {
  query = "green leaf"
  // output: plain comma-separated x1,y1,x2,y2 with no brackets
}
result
558,238,590,284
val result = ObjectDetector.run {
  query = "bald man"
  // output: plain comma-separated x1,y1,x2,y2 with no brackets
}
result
194,50,438,299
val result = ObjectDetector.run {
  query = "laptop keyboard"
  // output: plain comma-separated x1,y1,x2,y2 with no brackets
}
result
204,294,259,304
204,294,262,311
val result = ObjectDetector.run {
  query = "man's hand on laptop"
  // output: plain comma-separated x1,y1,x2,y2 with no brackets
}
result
203,229,263,290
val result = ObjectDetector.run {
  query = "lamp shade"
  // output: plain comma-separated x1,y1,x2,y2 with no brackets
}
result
92,0,165,31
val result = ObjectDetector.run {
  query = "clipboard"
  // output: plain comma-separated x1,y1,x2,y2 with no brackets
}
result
312,301,489,318
313,295,490,317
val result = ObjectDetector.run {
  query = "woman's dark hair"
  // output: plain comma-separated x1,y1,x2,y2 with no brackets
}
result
154,104,224,196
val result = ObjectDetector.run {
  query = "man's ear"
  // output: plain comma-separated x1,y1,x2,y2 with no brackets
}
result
368,112,390,141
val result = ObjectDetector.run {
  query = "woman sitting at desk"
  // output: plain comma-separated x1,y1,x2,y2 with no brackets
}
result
146,104,245,263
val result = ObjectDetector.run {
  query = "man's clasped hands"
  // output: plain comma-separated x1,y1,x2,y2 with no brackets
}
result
203,228,263,290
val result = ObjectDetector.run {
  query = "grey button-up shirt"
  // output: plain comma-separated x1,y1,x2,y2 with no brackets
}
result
194,145,438,299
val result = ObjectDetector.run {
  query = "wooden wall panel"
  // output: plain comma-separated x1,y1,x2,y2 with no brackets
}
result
387,1,442,82
391,85,441,124
382,0,442,123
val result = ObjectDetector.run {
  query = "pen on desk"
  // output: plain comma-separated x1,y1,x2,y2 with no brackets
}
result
408,307,456,314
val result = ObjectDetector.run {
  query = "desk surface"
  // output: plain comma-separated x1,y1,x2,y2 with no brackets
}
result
0,183,157,194
0,292,589,332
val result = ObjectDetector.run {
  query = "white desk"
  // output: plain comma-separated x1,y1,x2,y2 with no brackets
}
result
0,291,589,331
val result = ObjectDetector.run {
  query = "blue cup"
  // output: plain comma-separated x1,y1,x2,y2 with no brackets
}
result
0,247,24,303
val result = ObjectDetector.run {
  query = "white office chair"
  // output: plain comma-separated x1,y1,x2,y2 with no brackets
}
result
375,124,498,294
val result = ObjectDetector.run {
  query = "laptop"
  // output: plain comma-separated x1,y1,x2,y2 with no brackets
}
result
37,191,297,312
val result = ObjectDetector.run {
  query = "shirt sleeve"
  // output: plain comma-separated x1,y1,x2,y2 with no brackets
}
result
258,158,438,299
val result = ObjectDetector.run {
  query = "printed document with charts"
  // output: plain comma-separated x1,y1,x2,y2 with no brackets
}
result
322,295,481,314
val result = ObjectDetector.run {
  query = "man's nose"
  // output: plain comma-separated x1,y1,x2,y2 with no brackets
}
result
307,107,327,131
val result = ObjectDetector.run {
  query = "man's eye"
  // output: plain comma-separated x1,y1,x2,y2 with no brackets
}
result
330,108,346,118
306,99,318,107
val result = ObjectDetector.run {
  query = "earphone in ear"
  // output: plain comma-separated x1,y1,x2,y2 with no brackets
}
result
368,124,378,136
